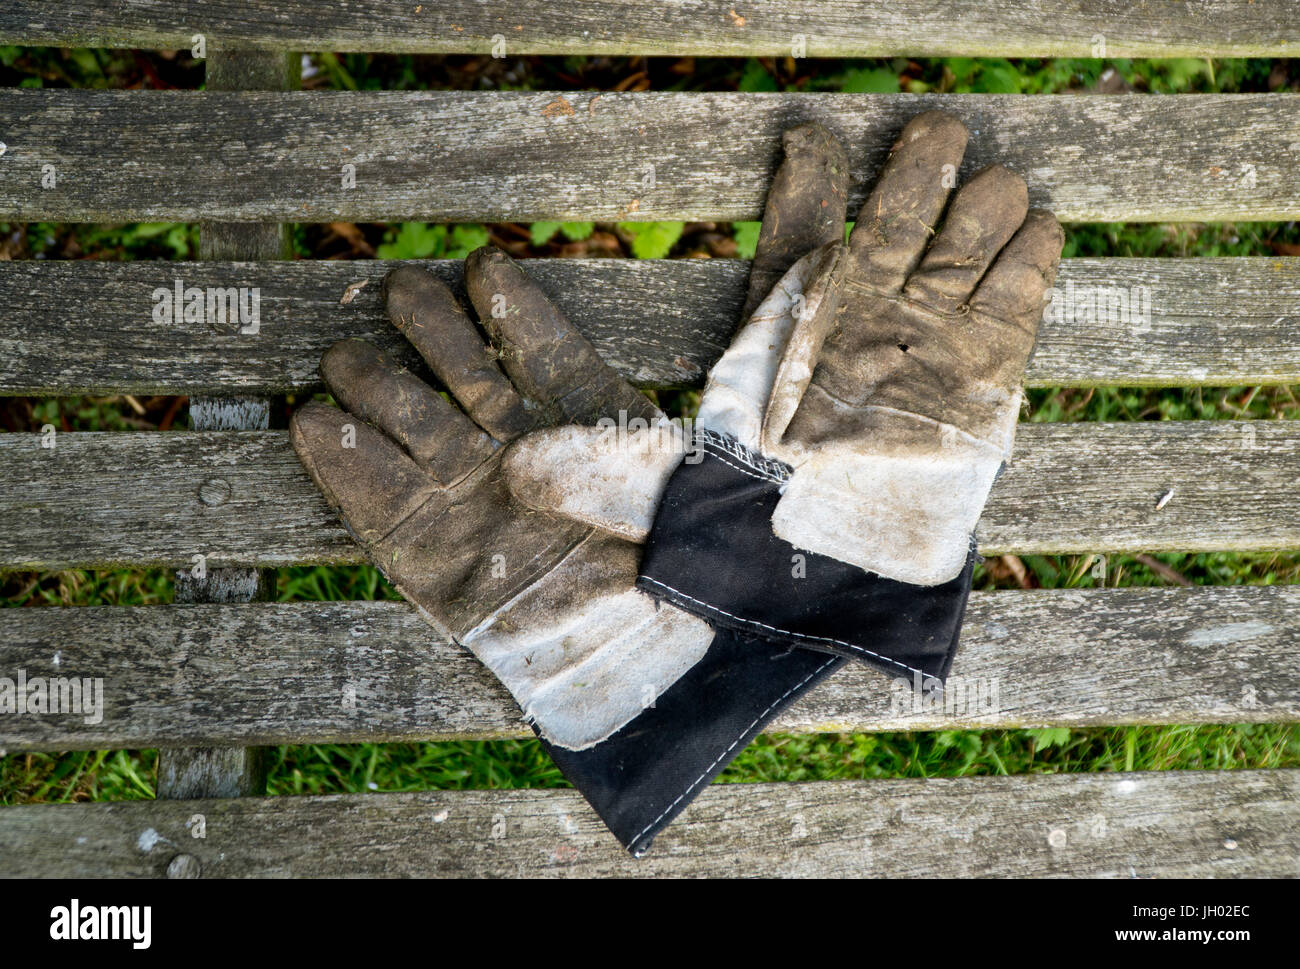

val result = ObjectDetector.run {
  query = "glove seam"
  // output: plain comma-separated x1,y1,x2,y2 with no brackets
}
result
366,454,500,548
459,526,602,646
696,427,792,482
636,575,928,679
437,444,506,492
697,442,786,485
789,393,1013,459
842,275,1024,327
626,652,839,853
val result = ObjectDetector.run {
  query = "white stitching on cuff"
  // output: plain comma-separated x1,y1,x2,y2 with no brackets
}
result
695,427,791,482
637,575,929,680
698,446,784,484
626,653,838,852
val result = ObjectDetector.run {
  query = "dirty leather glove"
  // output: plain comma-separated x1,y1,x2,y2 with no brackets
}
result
760,116,1064,587
508,111,1063,683
522,123,860,855
291,249,718,752
294,123,852,856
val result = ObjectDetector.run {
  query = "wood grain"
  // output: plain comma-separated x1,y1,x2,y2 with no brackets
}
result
3,91,1299,222
3,257,1299,394
3,1,1299,57
0,770,1293,877
2,12,1294,876
0,587,1296,751
1,421,1296,570
154,46,299,804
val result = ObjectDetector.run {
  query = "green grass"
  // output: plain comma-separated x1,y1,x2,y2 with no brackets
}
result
1,48,1298,807
6,723,1297,806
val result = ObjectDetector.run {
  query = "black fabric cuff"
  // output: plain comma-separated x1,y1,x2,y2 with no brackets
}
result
541,628,841,857
636,428,975,684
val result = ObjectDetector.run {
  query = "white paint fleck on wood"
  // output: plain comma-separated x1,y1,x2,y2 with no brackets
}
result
1,588,1296,751
2,422,1297,569
2,92,1298,222
1,771,1294,877
3,1,1299,57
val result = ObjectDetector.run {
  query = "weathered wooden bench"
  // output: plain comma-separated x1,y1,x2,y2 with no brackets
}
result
1,3,1298,877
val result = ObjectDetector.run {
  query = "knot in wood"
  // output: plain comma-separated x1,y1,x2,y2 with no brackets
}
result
198,477,231,506
166,853,202,878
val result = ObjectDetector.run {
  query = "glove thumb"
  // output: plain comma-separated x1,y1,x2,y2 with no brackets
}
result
502,421,690,543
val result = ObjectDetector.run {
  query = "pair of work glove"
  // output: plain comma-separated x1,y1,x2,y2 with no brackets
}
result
291,110,1064,856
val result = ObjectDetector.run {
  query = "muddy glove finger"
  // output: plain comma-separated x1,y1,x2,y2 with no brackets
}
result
743,121,849,318
319,338,497,486
713,242,846,450
291,400,442,545
689,118,853,447
846,110,969,295
464,245,660,427
382,264,534,441
901,164,1029,315
502,121,853,539
970,207,1066,333
759,115,1062,586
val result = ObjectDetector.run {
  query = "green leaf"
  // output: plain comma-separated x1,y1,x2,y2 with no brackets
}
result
1160,57,1210,92
127,222,178,239
317,51,358,91
163,224,195,259
1028,728,1071,750
530,221,562,246
974,61,1021,93
943,57,977,83
732,221,762,259
534,222,594,245
840,67,899,93
617,221,684,259
376,222,445,260
446,223,489,259
933,731,962,750
738,59,777,92
69,49,102,79
560,221,595,242
1026,556,1061,585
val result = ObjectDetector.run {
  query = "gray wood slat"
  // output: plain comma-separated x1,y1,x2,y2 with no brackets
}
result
1,421,1296,569
3,91,1299,222
2,0,1298,57
0,770,1293,877
0,588,1295,751
154,47,300,803
3,257,1299,394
